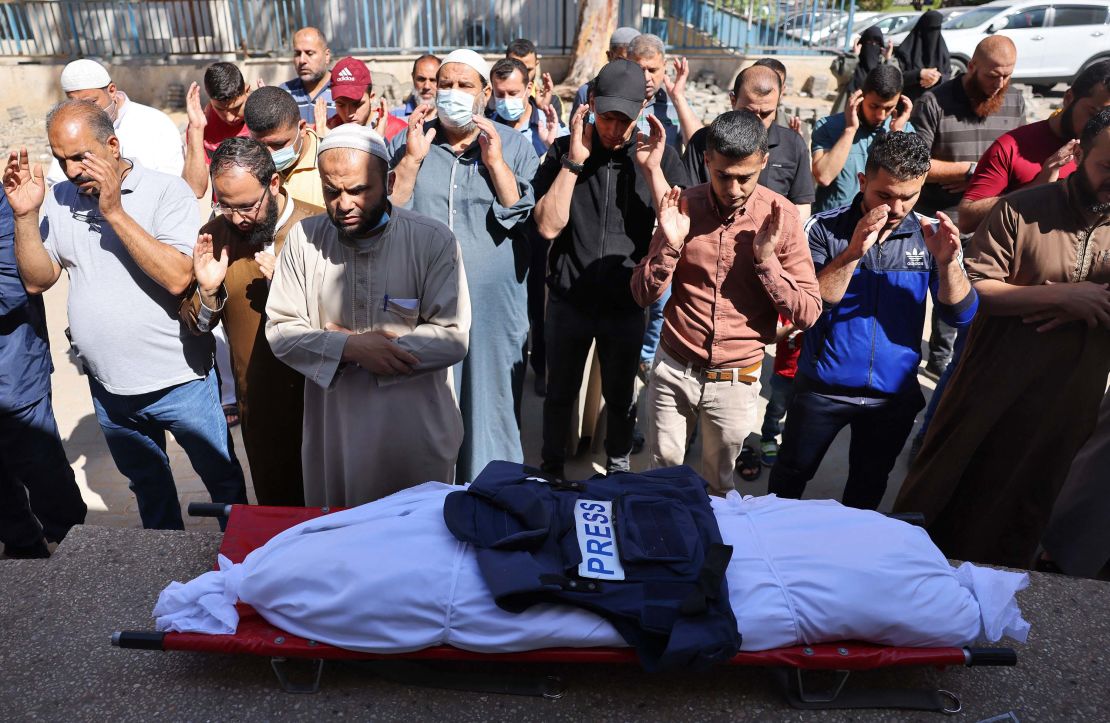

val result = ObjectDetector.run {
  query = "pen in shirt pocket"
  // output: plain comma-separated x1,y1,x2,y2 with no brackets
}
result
383,293,389,311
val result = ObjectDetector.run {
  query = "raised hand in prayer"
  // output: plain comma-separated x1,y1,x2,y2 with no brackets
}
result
664,56,690,101
657,186,691,252
752,199,784,264
922,211,961,266
568,104,593,165
845,90,864,132
634,113,666,171
255,78,266,89
539,104,561,147
403,105,437,164
313,97,329,136
372,97,391,138
185,82,207,131
193,233,228,295
327,323,420,376
1036,139,1079,185
848,204,889,260
789,115,802,135
883,40,895,61
890,95,913,132
254,251,277,281
1022,281,1110,332
472,115,505,168
78,151,123,216
537,72,555,110
2,147,45,217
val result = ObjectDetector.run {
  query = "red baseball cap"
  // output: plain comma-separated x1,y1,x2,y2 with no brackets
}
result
330,57,372,101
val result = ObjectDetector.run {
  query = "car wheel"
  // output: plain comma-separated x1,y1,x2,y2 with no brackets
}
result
949,57,968,77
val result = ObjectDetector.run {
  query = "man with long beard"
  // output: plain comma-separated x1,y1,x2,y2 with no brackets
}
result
388,49,537,483
266,124,471,506
957,60,1110,234
911,36,1024,380
895,108,1110,570
181,137,319,505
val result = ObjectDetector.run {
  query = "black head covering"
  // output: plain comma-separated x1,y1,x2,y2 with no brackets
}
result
895,10,951,89
850,26,886,94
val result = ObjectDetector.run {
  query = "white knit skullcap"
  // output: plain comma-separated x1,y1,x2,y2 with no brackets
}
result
316,123,390,163
60,59,112,92
440,49,491,84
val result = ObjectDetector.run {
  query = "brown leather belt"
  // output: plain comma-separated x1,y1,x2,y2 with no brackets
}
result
660,340,761,384
701,362,761,384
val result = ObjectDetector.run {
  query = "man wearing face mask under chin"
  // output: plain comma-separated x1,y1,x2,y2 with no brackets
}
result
45,59,184,187
388,49,538,484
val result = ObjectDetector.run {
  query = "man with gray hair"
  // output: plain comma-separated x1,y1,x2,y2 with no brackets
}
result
388,49,537,483
4,99,247,530
627,33,685,150
266,124,471,506
45,58,183,186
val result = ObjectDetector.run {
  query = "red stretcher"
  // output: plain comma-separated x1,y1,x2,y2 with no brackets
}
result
112,503,1018,713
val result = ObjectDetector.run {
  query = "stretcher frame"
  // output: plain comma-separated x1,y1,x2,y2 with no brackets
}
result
112,503,1018,713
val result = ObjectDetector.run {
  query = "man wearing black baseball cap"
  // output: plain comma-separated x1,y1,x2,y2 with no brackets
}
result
532,59,687,477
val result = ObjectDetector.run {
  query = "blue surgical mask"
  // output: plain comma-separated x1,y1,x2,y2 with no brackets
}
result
496,96,526,121
271,134,302,172
587,111,596,125
437,89,477,127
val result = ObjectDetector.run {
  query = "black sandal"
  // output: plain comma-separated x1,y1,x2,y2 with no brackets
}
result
737,444,762,481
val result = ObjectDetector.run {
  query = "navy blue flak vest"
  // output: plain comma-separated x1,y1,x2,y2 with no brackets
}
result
443,460,741,671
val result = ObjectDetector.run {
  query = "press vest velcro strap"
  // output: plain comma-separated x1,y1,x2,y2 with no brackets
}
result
679,543,733,616
539,573,600,593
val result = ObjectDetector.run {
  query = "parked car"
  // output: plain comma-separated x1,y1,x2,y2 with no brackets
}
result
936,0,1110,89
857,11,921,43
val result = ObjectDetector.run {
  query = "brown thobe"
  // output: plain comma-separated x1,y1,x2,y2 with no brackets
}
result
182,195,321,505
894,175,1110,568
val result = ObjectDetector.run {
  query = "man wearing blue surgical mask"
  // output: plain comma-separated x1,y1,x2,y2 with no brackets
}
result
388,49,539,484
244,86,324,208
487,58,568,158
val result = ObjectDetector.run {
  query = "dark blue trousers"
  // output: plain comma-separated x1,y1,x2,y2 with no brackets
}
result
768,385,925,510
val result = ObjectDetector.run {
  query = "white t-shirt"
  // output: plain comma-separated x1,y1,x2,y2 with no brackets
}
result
46,93,184,186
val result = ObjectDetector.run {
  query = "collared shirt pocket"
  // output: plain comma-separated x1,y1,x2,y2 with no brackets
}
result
381,296,420,336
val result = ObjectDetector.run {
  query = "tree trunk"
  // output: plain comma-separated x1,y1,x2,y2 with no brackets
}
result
561,0,620,89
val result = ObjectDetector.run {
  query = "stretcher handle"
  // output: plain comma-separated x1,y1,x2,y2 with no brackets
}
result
111,631,166,651
884,512,926,527
964,647,1018,666
188,502,233,518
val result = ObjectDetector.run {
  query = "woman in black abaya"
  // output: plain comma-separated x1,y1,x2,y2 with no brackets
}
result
895,10,951,100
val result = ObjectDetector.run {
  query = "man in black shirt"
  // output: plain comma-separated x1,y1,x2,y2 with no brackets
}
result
683,64,816,219
533,59,687,476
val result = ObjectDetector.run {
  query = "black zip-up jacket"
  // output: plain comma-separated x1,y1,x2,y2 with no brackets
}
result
533,134,687,313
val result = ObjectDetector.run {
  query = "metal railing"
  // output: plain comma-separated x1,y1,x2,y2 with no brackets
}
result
0,0,850,59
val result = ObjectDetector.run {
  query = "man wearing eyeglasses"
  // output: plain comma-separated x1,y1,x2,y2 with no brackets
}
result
4,99,248,531
180,137,320,506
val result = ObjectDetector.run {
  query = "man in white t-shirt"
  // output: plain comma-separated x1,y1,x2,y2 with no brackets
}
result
45,59,184,186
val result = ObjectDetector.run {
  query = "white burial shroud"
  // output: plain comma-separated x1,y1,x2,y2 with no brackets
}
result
154,482,1031,653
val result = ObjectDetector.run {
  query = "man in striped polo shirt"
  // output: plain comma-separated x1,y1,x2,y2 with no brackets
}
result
910,36,1024,379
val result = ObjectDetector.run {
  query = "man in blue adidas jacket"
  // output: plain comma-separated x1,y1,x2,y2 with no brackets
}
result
768,132,977,510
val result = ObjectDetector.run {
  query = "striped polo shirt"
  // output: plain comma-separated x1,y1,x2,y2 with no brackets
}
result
911,77,1026,219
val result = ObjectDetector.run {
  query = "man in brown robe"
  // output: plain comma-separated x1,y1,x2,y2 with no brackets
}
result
895,108,1110,569
183,137,320,505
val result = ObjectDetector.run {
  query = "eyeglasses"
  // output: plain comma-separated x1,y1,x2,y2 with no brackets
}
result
71,208,105,231
212,190,267,216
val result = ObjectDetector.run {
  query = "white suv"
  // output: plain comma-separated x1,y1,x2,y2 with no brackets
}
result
939,0,1110,90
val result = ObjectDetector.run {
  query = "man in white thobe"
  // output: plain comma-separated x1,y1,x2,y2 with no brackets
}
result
265,125,471,505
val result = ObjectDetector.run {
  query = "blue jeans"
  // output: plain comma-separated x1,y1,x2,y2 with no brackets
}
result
760,373,796,442
89,372,246,530
917,325,969,442
640,286,672,365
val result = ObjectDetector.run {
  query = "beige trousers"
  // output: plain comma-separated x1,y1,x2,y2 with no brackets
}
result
645,349,762,493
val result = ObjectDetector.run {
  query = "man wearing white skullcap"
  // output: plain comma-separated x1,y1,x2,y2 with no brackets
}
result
266,123,472,506
388,49,538,484
46,59,183,186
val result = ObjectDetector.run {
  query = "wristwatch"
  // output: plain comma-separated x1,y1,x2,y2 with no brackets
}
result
560,154,585,175
965,161,977,179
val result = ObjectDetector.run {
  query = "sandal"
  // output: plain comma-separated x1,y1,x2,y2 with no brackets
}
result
223,404,240,428
736,444,762,481
760,439,779,466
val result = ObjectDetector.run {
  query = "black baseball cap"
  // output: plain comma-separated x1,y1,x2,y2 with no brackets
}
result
593,59,647,120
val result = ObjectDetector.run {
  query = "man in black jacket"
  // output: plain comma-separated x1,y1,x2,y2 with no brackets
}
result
533,59,687,476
